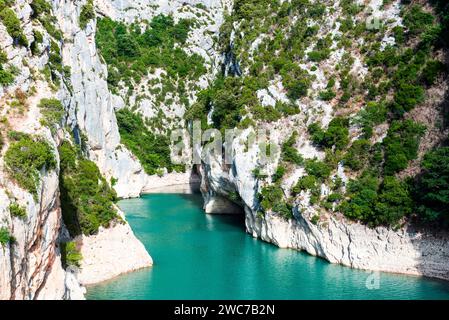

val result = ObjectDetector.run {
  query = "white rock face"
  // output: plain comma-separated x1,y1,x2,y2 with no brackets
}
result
0,171,69,300
76,222,153,285
247,207,449,280
0,0,157,299
200,138,449,281
53,0,149,199
0,18,84,298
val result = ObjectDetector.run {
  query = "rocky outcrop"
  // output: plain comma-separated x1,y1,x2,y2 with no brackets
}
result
200,135,449,281
247,207,449,281
76,222,152,285
0,0,155,299
54,0,148,199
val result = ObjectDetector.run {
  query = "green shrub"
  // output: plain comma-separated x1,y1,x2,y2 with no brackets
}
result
37,10,63,40
392,83,425,115
0,48,7,64
258,183,293,219
0,7,28,46
116,108,182,175
310,215,320,225
273,201,294,220
327,193,342,203
79,0,95,29
308,49,331,62
284,77,310,100
4,134,56,197
252,167,268,179
281,132,303,165
421,60,445,85
272,165,286,183
30,0,51,18
403,5,434,37
0,69,14,85
31,29,43,55
318,89,336,101
61,241,82,268
373,176,413,227
305,159,332,180
0,48,14,85
340,172,379,222
340,171,412,227
383,120,426,175
9,202,27,219
413,147,449,226
8,130,28,141
308,117,349,150
38,98,64,129
259,184,284,211
292,175,317,195
354,101,387,138
59,140,119,236
0,227,13,246
344,139,371,171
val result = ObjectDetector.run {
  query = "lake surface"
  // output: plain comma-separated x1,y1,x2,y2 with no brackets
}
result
87,193,449,300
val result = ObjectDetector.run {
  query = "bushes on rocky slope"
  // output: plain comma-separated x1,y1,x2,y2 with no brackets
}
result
383,120,426,175
96,15,206,96
0,48,15,85
4,133,56,197
0,4,28,46
79,0,95,29
281,132,303,165
116,108,184,175
58,140,119,236
60,241,82,268
413,147,449,227
30,0,51,17
0,227,13,246
308,117,349,151
340,172,413,228
30,0,63,41
38,98,64,130
258,184,293,220
8,202,27,219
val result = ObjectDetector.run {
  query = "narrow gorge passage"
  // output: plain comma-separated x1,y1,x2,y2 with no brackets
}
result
86,194,449,300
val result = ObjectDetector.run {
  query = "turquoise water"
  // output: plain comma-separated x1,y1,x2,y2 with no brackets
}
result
87,193,449,300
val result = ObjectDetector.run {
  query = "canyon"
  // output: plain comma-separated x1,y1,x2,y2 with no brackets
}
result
1,0,449,300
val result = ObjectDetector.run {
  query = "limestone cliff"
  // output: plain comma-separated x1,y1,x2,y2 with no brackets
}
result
1,0,449,301
0,0,153,300
198,0,449,281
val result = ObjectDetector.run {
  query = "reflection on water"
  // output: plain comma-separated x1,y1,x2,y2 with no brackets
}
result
87,193,449,300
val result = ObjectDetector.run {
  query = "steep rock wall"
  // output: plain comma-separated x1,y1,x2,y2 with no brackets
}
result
0,0,156,299
200,134,449,281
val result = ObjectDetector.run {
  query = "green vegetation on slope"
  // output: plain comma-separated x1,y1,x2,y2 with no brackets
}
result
4,133,56,197
79,0,95,29
30,0,63,40
340,172,413,228
61,241,82,268
116,108,184,175
413,147,449,227
0,227,14,246
308,117,349,151
8,202,27,219
58,140,119,236
38,98,64,131
0,2,28,46
96,15,206,96
209,0,449,229
0,48,15,86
